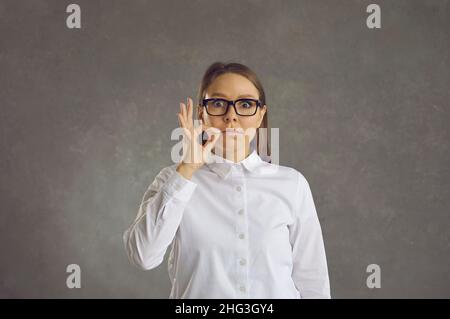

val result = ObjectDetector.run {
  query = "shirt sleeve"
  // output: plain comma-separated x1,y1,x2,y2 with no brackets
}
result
289,172,331,298
123,164,197,270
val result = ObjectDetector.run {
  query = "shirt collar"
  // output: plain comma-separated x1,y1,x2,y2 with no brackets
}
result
205,149,263,179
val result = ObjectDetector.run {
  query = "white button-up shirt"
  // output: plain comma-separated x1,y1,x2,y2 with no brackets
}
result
123,149,331,299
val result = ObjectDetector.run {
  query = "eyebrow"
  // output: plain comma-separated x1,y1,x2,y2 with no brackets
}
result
209,92,258,99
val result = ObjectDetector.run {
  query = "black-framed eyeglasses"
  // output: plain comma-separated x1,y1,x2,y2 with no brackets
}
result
201,98,262,116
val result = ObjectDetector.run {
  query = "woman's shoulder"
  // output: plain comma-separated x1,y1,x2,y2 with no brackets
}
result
148,163,179,184
261,159,308,179
154,163,178,175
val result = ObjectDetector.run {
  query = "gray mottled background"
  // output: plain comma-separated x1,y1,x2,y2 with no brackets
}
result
0,0,449,298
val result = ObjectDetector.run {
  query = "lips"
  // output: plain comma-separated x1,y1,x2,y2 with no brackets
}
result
222,129,244,134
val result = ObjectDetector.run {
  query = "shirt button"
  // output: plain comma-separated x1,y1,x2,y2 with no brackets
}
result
240,258,246,266
238,233,245,240
240,285,246,292
236,186,242,192
238,209,244,215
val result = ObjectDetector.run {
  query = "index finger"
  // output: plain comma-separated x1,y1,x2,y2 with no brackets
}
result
187,97,193,121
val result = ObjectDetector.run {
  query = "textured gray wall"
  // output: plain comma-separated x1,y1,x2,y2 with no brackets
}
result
0,0,449,298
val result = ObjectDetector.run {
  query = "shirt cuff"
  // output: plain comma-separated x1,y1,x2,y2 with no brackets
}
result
161,169,197,202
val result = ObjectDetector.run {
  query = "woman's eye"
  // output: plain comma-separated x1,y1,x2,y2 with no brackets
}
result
213,101,225,107
240,101,254,108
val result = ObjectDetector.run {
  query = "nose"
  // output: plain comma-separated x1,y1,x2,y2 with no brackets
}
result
224,104,238,123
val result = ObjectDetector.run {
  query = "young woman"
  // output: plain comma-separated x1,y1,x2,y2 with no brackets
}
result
123,62,331,299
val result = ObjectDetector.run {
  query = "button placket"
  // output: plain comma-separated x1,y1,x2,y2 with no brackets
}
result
233,170,248,297
235,211,249,296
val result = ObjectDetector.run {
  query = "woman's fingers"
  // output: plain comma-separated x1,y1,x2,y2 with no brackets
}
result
180,97,205,140
203,135,215,149
177,113,183,128
180,102,191,130
204,125,220,133
204,126,221,139
180,102,185,118
178,113,186,128
177,97,221,167
204,128,221,146
182,101,189,123
203,134,220,160
187,97,193,120
199,123,212,134
184,98,189,121
193,125,221,142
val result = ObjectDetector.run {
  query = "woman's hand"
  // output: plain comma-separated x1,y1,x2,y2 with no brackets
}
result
176,97,221,179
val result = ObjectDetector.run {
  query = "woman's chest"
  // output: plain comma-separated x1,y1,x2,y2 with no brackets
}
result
177,178,296,252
